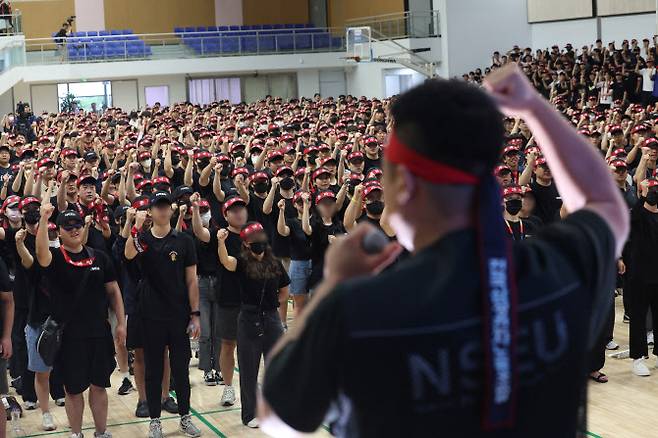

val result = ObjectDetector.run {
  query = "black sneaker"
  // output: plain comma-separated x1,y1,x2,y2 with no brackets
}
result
215,371,224,385
118,377,134,396
135,400,149,418
161,397,178,414
203,371,217,386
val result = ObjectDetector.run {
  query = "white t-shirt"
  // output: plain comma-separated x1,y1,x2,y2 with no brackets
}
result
640,68,655,92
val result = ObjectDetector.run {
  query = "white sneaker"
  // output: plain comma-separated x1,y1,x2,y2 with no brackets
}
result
148,419,163,438
179,414,202,437
220,385,236,406
55,398,65,407
70,433,84,438
24,401,37,410
42,411,56,431
246,418,259,428
606,340,619,350
633,359,651,376
648,331,654,345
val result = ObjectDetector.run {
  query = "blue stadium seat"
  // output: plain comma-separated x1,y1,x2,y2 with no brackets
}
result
240,25,251,30
110,30,122,35
295,33,311,50
184,27,195,33
251,24,262,30
87,31,98,37
122,29,132,34
293,24,305,28
273,24,284,29
240,35,257,52
313,33,330,48
174,27,184,35
262,24,273,30
75,31,86,37
218,26,228,31
99,30,110,37
284,24,294,29
229,25,240,31
208,26,218,32
221,35,239,53
331,36,343,50
257,35,275,51
196,26,207,32
276,34,294,50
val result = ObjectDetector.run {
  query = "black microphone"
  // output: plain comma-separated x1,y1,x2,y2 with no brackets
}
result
362,228,390,254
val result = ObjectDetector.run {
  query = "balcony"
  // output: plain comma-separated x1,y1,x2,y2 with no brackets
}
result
345,11,439,40
24,27,346,66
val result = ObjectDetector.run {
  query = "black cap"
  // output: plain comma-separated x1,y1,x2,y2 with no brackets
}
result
56,209,84,227
113,205,129,222
149,190,173,207
0,144,10,152
84,151,99,162
172,185,193,200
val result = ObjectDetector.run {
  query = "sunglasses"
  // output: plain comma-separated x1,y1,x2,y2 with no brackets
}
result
61,222,83,231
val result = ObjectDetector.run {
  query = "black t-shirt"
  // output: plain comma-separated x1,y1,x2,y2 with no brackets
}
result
41,247,116,338
530,180,562,224
236,258,290,310
134,229,197,321
629,199,658,284
285,217,311,261
218,230,243,307
195,226,219,276
263,210,616,438
363,155,381,173
309,216,345,288
0,257,10,334
5,228,35,312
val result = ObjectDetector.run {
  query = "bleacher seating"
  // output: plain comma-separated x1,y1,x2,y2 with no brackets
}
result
174,23,344,55
55,29,152,62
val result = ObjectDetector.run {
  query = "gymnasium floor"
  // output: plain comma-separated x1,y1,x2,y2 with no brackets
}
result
9,297,652,437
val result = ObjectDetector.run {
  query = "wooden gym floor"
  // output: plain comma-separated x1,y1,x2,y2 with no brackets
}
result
9,297,653,437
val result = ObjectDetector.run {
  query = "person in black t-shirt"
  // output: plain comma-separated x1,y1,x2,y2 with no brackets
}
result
0,255,11,437
215,196,248,407
502,185,537,240
36,201,126,438
276,193,311,315
124,191,202,438
521,153,563,224
217,222,289,428
260,66,629,438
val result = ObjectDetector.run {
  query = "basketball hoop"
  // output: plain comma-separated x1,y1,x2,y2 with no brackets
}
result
342,55,362,63
346,27,372,62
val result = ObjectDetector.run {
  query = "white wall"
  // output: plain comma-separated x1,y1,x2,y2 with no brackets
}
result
601,13,657,43
30,84,58,114
137,75,186,108
111,80,139,111
530,18,597,51
74,0,106,32
437,0,531,77
319,69,346,98
0,88,13,116
215,0,243,26
297,69,320,98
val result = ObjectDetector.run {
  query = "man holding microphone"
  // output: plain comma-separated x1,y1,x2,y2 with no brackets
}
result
260,64,629,437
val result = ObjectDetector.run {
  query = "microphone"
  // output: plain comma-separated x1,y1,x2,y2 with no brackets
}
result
362,228,390,254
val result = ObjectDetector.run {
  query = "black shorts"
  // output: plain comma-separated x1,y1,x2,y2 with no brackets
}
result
217,306,239,341
55,334,116,395
126,313,144,350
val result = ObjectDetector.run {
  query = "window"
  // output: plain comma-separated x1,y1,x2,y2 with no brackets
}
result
144,86,169,107
57,81,112,112
188,78,241,105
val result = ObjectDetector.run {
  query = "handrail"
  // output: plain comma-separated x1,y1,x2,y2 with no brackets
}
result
0,12,22,35
344,10,439,39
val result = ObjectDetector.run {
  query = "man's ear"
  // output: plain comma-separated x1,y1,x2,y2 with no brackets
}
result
396,166,416,206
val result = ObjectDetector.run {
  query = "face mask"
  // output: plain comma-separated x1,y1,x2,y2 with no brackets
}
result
280,177,295,191
505,198,523,215
200,211,211,227
49,239,60,249
253,182,269,193
251,154,260,163
220,166,231,178
24,210,40,225
250,241,266,255
365,200,384,215
198,159,210,169
647,191,658,206
171,156,181,166
308,153,318,162
6,208,21,222
140,159,152,168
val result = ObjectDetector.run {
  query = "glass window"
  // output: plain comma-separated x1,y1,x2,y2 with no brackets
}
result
57,81,112,112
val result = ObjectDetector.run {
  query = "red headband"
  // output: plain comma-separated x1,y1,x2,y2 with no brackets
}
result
240,222,264,241
385,130,479,185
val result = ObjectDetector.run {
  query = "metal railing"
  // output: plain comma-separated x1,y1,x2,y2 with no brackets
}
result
0,12,22,36
24,27,346,65
345,11,439,40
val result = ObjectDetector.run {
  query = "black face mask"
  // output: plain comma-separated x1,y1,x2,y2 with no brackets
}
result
250,241,266,255
171,156,181,166
24,210,40,225
220,166,231,178
647,191,658,206
253,182,269,193
198,159,210,169
505,198,523,215
308,153,318,162
233,152,245,159
280,177,295,190
365,200,384,215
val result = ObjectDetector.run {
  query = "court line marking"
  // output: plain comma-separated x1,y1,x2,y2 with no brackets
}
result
170,391,226,438
586,432,602,438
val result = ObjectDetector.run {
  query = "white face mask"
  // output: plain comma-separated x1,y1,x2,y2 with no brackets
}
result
200,211,211,228
251,154,260,163
140,159,152,169
49,239,60,248
6,208,21,222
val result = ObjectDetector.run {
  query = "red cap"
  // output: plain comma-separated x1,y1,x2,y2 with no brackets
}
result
222,197,246,215
611,148,627,157
138,151,151,161
347,151,364,162
131,197,150,210
135,179,153,191
363,184,383,198
240,222,265,241
610,159,628,169
292,190,306,204
198,199,210,209
61,148,78,157
632,125,649,134
152,176,171,186
37,158,55,168
275,166,294,178
231,167,250,178
645,138,658,149
315,190,336,204
609,125,623,134
312,167,331,180
503,145,520,155
502,185,523,198
494,165,512,175
267,150,284,161
1,195,20,211
367,168,383,179
19,197,40,210
47,222,57,231
303,146,319,155
194,151,212,160
647,178,658,188
535,157,548,167
249,172,269,182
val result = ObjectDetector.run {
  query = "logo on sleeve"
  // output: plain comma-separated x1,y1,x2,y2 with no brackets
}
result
169,251,178,262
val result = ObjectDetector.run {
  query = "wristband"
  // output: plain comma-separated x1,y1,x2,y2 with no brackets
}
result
130,225,142,238
190,311,201,317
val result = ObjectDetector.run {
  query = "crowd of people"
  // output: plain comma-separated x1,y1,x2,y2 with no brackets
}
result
0,34,648,438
